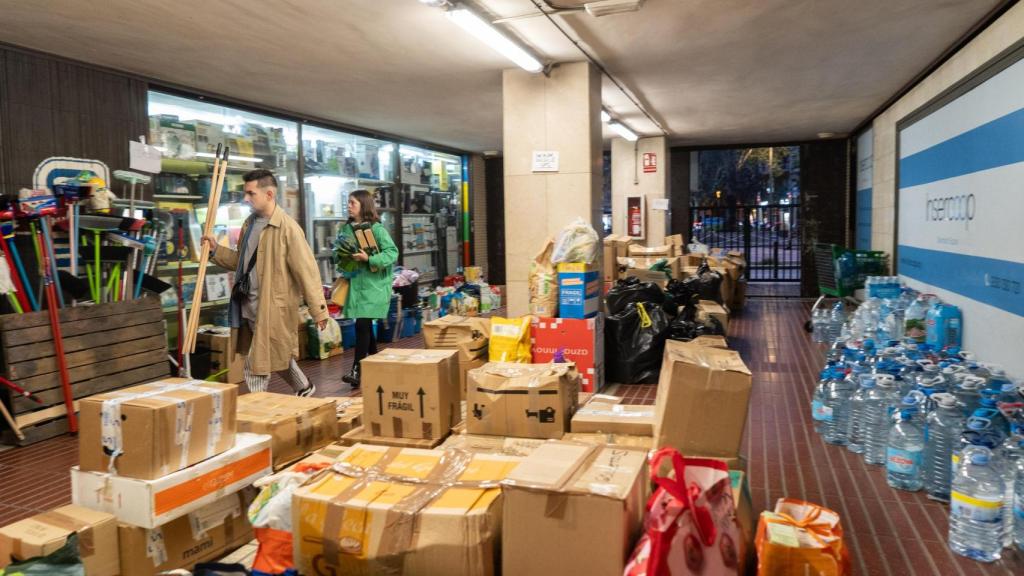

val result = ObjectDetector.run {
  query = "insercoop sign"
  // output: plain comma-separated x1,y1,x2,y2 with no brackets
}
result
897,51,1024,376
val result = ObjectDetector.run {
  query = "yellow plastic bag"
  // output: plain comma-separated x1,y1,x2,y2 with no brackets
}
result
488,316,532,363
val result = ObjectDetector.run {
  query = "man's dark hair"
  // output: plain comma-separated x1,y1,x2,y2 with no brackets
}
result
242,169,278,190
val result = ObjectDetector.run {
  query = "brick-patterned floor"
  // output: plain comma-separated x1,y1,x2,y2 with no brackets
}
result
2,299,1022,574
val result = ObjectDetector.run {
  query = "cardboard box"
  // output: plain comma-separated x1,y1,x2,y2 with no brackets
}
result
362,349,460,440
458,335,490,400
698,299,730,335
654,340,752,457
732,278,748,311
0,505,119,575
466,363,580,439
72,432,272,528
628,244,673,258
422,315,491,349
557,262,600,319
502,442,649,576
78,378,238,480
531,316,605,392
690,334,729,349
666,234,684,257
570,402,655,436
236,392,337,470
118,492,252,576
562,432,654,449
326,396,364,434
339,425,447,449
195,330,243,384
617,255,680,280
440,433,546,457
292,443,521,576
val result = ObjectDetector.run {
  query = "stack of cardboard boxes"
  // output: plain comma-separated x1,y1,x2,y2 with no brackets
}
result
422,314,491,398
0,379,274,575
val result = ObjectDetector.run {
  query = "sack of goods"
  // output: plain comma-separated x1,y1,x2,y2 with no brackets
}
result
756,499,851,576
529,239,559,317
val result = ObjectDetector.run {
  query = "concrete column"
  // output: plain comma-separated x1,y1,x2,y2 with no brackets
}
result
503,62,602,316
611,136,669,245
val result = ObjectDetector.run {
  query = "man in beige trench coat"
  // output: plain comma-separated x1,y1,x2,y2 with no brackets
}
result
202,169,329,395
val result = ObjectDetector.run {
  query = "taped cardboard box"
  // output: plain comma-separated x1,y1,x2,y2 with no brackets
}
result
617,255,680,280
362,349,460,440
440,433,546,457
627,244,673,258
236,392,337,470
118,492,252,576
339,425,446,449
690,334,729,349
0,505,119,575
422,315,491,349
78,378,238,480
562,432,654,450
666,234,684,257
195,330,244,383
292,443,522,576
654,340,752,457
531,315,605,392
698,299,731,335
502,442,649,576
458,335,490,400
325,396,364,434
72,432,272,529
466,362,580,439
570,402,655,436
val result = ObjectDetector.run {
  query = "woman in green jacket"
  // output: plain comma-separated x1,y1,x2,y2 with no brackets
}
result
334,189,398,388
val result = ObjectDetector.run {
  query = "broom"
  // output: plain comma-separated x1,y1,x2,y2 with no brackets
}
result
184,144,229,353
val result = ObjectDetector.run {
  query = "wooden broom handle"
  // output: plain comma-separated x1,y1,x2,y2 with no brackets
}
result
184,144,229,353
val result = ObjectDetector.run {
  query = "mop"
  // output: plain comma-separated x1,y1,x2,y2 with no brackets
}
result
184,144,229,354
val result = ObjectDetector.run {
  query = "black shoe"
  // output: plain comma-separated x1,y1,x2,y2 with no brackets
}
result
342,363,361,388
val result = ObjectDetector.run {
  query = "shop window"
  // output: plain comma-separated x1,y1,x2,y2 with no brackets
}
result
398,145,464,284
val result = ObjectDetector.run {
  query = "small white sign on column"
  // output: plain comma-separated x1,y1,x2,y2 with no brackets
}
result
531,151,559,172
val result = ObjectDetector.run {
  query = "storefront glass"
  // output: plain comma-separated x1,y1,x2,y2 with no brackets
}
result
398,145,463,284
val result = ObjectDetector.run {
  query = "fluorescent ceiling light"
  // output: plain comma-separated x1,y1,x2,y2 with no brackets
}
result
196,152,263,163
585,0,645,17
600,109,611,123
447,7,543,73
608,122,638,142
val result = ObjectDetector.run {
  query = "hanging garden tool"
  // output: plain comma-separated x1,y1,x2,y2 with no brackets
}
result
35,223,76,433
0,209,36,311
184,144,229,354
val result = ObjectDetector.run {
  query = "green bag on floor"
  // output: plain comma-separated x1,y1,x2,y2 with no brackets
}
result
0,533,84,576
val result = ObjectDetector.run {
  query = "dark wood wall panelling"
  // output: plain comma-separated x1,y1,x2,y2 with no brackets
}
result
0,47,150,198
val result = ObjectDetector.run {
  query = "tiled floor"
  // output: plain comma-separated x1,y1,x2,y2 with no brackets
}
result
1,299,1022,574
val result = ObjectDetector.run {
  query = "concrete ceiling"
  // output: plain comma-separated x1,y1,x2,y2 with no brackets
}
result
0,0,1002,151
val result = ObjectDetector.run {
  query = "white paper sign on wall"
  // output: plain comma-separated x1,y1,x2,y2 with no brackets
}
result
129,140,162,174
531,151,559,172
651,198,670,211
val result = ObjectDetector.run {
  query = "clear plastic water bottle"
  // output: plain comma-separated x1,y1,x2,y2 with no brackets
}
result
811,368,835,436
955,375,987,417
823,368,857,446
900,390,928,428
847,373,874,454
828,300,845,342
949,446,1006,562
887,409,925,491
1014,440,1024,551
924,393,965,501
864,375,901,465
997,424,1024,548
953,416,1005,477
904,295,932,343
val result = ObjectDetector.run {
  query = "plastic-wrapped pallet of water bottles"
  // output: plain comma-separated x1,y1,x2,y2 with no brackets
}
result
808,281,1024,562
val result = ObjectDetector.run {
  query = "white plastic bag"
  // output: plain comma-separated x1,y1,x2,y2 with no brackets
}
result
550,218,599,264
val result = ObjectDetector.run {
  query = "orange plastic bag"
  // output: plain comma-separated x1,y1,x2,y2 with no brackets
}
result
755,498,851,576
253,527,294,575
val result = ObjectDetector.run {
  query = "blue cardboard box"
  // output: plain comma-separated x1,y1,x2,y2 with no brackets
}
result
557,263,600,319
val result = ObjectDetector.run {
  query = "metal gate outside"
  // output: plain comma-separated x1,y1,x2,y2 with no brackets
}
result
689,204,801,282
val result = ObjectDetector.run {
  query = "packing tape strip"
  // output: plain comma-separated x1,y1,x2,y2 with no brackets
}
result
30,511,95,558
146,526,168,567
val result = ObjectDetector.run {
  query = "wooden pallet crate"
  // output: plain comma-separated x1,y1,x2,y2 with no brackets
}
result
0,297,170,445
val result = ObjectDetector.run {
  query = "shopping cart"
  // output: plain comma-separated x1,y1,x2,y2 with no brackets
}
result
804,243,888,332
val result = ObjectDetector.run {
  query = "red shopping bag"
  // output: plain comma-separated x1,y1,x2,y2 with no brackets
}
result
625,448,743,576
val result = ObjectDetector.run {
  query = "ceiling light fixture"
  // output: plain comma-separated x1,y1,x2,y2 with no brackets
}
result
608,122,638,142
446,5,544,73
583,0,645,17
600,109,611,123
817,132,836,139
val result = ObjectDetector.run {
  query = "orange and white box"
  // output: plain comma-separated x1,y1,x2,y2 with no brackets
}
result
71,433,272,529
530,316,605,392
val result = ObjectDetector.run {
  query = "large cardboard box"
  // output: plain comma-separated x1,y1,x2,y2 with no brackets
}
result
458,335,490,400
556,262,600,319
362,349,460,440
531,315,605,392
617,255,681,280
570,401,655,436
666,234,684,257
292,443,521,576
339,425,446,449
690,334,729,349
628,244,673,258
422,315,490,348
0,505,119,575
195,330,244,384
326,396,364,434
466,363,580,439
502,442,649,576
654,340,752,457
698,299,730,335
78,378,238,480
72,432,272,528
562,432,654,450
236,392,338,470
118,492,252,576
440,433,546,457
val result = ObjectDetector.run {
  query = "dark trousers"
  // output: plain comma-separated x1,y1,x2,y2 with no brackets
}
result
354,318,378,364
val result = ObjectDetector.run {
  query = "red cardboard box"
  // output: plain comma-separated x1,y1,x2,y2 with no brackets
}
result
530,316,605,392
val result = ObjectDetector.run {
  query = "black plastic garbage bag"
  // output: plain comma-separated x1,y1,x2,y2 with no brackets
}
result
605,277,666,316
668,313,726,341
606,301,672,384
666,277,699,307
693,259,724,303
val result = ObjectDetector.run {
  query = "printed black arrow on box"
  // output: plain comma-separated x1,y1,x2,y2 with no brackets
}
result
376,385,384,416
417,387,425,418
